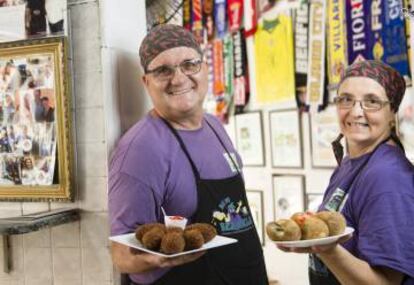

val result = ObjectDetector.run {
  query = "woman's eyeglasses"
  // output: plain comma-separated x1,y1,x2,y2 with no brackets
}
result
334,96,390,111
146,58,203,81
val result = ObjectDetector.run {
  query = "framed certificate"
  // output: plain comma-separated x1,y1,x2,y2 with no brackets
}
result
246,189,265,246
309,104,340,168
269,109,303,168
272,175,305,220
398,88,414,162
235,111,265,166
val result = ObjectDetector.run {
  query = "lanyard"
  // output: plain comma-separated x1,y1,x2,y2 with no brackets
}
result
325,136,391,212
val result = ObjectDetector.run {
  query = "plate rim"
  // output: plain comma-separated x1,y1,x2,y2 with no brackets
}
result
273,226,354,247
109,233,238,258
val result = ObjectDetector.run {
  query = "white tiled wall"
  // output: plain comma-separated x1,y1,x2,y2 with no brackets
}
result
0,0,114,284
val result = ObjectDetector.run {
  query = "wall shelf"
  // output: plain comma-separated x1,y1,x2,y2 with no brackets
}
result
0,208,80,273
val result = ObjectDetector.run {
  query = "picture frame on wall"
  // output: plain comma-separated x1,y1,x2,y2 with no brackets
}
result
246,189,265,246
398,87,414,162
0,0,68,43
306,193,324,212
309,104,340,168
272,175,305,220
269,109,303,168
234,111,265,166
0,37,73,201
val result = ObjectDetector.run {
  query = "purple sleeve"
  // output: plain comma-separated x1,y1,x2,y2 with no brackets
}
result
108,171,169,284
108,172,162,235
356,170,414,278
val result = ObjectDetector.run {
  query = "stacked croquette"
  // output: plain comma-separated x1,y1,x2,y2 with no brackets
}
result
135,223,217,254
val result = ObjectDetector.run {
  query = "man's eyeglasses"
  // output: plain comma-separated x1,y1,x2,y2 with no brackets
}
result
333,96,390,111
146,58,203,81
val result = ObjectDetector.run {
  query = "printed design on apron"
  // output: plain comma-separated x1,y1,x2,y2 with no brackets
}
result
211,196,254,235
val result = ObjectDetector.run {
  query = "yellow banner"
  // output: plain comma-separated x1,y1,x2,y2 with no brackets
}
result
307,0,326,108
327,0,347,88
254,13,295,104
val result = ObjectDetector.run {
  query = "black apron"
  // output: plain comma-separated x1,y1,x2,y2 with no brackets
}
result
308,137,391,285
148,118,268,285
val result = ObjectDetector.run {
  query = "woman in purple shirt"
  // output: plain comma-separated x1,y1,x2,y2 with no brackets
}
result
279,60,414,284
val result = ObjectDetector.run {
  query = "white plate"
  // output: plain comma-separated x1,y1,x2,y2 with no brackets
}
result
109,233,238,258
274,227,354,248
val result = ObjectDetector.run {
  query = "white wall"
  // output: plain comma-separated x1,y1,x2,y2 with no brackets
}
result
0,1,152,284
99,0,151,154
225,101,333,284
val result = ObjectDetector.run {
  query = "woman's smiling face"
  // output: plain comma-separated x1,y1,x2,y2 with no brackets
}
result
336,77,395,154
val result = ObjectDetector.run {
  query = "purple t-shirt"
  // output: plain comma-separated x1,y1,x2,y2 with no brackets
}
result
320,144,414,283
108,112,242,284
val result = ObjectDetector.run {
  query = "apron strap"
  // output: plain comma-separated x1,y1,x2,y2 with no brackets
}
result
204,118,241,176
338,135,392,198
160,115,240,180
160,117,201,181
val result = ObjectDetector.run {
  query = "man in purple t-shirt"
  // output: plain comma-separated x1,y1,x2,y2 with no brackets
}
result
108,24,268,285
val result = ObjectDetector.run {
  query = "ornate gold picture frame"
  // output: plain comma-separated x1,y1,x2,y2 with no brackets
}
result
0,37,73,201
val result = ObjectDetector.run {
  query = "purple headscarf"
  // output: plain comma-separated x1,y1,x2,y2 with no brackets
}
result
139,24,202,72
339,60,406,113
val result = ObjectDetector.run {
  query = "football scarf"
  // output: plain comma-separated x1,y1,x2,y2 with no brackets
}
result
233,29,249,109
345,0,370,64
327,0,347,88
215,0,227,39
243,0,258,37
228,0,243,32
306,0,327,111
294,0,310,111
191,0,203,43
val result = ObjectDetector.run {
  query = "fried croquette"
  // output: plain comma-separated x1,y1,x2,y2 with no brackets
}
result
301,216,329,240
266,211,346,241
160,232,185,254
315,211,346,236
184,229,204,250
291,212,313,228
166,226,184,234
135,223,166,242
186,223,217,243
135,222,217,254
142,227,165,250
266,219,301,241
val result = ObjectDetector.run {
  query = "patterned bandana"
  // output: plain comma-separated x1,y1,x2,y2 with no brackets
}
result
339,60,406,112
139,24,203,72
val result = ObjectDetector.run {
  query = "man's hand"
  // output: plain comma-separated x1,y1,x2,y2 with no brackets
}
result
129,247,206,270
